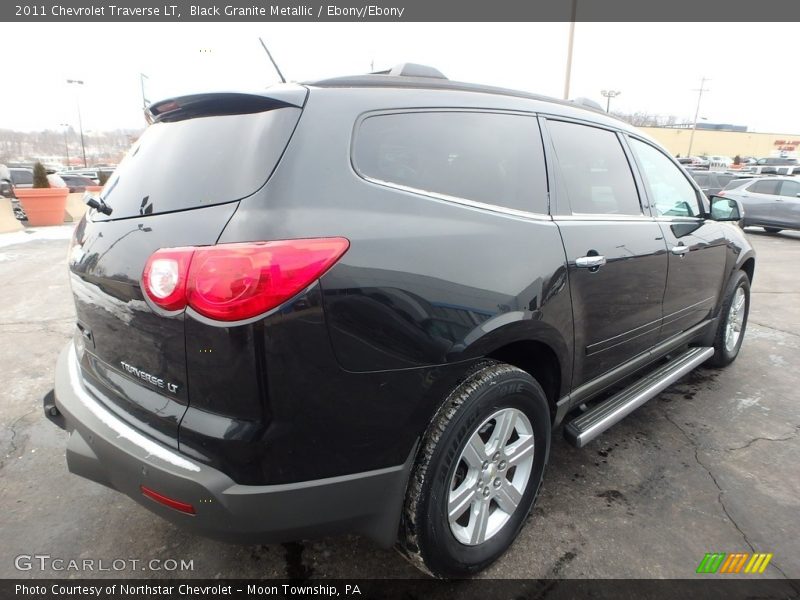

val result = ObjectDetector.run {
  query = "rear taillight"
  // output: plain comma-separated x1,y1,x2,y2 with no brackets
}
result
142,238,349,321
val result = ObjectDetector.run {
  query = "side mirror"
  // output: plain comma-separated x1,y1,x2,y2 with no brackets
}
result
708,195,743,222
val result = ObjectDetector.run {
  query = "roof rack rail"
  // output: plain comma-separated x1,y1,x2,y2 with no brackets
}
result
371,63,448,80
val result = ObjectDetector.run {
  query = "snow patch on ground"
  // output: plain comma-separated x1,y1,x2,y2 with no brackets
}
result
0,225,76,249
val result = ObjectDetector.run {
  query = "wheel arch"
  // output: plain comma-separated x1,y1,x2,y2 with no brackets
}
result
482,338,566,424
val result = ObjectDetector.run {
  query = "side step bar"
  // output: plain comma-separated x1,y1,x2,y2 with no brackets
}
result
564,346,714,448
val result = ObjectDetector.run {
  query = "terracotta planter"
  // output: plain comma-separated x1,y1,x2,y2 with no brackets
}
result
15,187,70,226
85,185,104,193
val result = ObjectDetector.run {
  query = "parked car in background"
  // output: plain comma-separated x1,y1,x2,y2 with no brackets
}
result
688,156,710,169
719,176,800,233
0,164,12,198
707,155,733,170
688,170,750,198
9,167,34,189
59,174,98,193
64,169,100,184
748,157,798,175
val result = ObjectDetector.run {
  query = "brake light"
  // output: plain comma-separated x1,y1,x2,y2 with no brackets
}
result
142,238,349,321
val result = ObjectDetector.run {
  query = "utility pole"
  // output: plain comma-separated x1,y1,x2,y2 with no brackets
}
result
687,76,710,158
563,0,577,99
66,79,87,167
140,73,150,111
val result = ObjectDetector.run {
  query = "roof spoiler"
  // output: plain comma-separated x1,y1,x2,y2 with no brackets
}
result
144,87,307,124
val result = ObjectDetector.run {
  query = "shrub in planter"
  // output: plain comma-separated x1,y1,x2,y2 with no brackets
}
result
14,161,70,226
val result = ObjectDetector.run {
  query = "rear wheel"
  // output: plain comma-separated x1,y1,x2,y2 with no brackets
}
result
708,270,750,367
398,362,551,578
763,227,782,234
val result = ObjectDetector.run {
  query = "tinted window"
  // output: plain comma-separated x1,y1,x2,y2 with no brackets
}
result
547,121,640,215
724,178,753,190
97,108,301,219
716,174,736,188
749,180,781,195
11,170,32,185
353,111,548,213
629,138,702,217
780,180,800,197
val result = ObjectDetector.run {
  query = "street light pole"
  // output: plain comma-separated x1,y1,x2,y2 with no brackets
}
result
66,79,87,167
601,89,621,112
59,123,70,167
687,76,710,158
563,0,577,100
140,73,150,111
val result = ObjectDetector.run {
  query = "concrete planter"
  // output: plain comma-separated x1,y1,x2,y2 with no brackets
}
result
15,188,70,226
0,197,23,233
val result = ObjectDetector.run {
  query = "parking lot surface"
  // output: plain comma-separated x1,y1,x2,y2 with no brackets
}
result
0,226,798,579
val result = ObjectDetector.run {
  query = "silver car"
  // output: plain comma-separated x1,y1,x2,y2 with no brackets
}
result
719,176,800,233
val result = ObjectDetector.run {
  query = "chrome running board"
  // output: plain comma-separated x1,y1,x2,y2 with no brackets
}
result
564,346,714,448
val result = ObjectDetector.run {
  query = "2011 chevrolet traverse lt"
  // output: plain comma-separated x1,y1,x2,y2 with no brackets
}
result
45,64,754,577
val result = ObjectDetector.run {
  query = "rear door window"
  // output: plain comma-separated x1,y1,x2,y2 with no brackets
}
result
353,111,548,214
97,107,301,220
547,120,641,215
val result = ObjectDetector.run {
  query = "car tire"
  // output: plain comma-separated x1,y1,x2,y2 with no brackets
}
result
763,227,782,234
398,361,551,578
707,270,750,368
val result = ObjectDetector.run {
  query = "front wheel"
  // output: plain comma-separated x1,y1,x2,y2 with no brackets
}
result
398,362,551,578
763,227,782,234
708,270,750,367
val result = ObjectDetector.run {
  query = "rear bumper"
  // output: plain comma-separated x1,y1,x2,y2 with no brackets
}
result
49,342,413,547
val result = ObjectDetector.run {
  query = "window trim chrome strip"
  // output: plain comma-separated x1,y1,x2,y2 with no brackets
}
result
358,175,553,221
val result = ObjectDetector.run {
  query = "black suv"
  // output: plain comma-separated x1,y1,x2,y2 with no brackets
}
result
46,64,754,578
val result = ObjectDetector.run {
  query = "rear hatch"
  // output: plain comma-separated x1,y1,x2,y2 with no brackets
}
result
68,87,306,447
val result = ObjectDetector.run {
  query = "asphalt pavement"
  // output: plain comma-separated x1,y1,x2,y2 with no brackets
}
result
0,225,798,579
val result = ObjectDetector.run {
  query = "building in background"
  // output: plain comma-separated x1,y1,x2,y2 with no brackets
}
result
639,124,800,160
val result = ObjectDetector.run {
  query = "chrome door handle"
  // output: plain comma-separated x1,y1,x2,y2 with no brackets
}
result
671,245,690,256
575,255,607,268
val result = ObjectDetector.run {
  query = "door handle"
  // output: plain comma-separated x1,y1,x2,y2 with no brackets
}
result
671,245,690,256
575,255,607,269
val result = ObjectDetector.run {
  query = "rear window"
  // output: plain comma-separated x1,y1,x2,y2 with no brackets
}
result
98,108,301,219
353,111,548,214
691,173,709,186
11,170,32,185
715,174,735,187
723,178,753,190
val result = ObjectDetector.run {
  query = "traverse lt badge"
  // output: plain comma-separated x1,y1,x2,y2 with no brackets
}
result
119,361,179,394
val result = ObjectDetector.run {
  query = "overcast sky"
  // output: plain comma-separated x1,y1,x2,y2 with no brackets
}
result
1,22,797,134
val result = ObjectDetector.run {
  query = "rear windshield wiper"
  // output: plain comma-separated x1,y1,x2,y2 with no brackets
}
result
85,195,113,216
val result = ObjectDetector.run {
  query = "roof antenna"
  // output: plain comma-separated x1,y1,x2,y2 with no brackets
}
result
259,37,286,83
